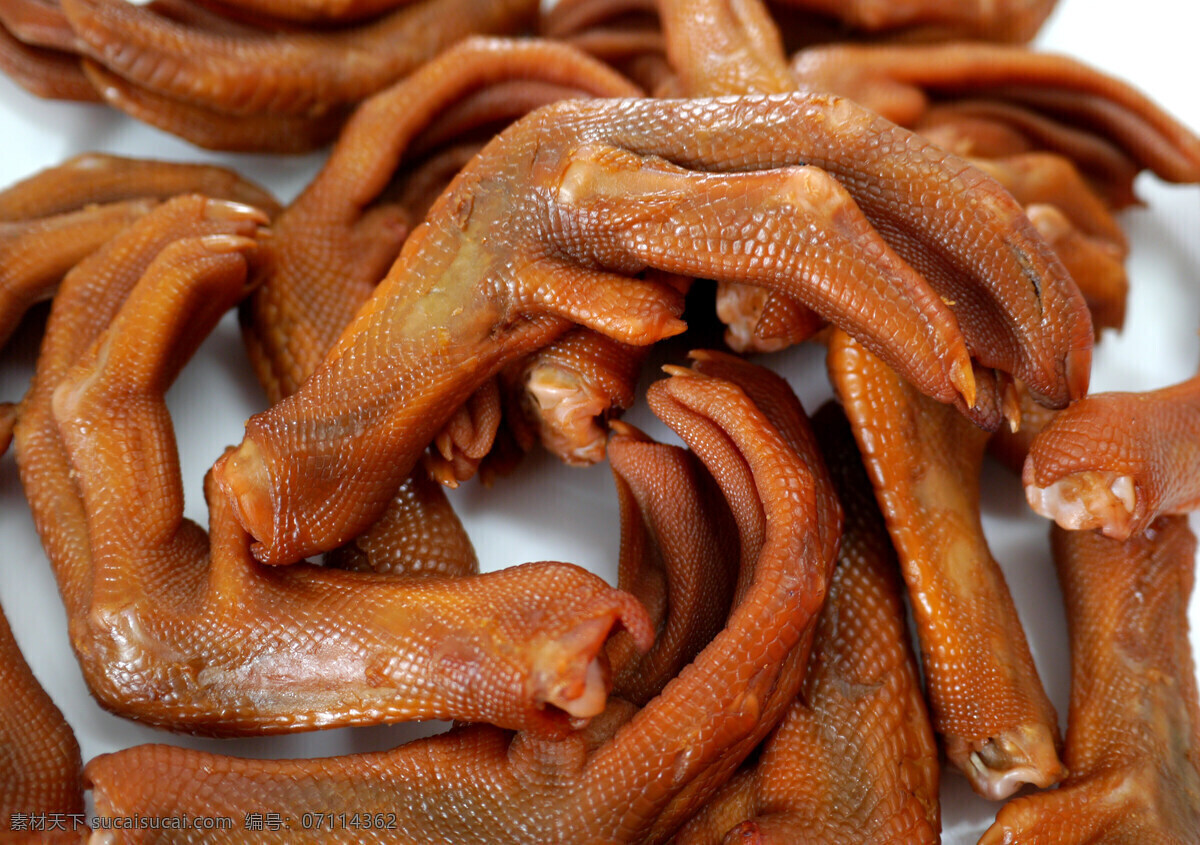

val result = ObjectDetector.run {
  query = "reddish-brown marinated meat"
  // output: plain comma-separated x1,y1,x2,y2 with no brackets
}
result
238,35,640,491
15,195,649,736
603,417,737,704
0,605,84,843
77,62,348,153
0,152,279,221
790,42,1200,187
676,402,940,844
241,36,637,406
60,0,536,116
828,328,1066,799
1025,373,1200,540
0,19,93,101
0,0,76,52
216,91,1091,565
85,357,838,844
1,199,157,348
982,518,1200,844
774,0,1057,42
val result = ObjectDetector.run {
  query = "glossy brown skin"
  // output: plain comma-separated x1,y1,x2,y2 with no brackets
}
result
79,59,349,153
211,0,415,24
60,0,536,117
604,419,737,705
774,0,1057,42
239,36,640,486
506,325,651,466
676,402,940,844
0,0,76,52
916,100,1143,209
242,36,638,408
790,42,1200,186
0,199,157,348
322,469,478,577
1024,374,1200,540
828,328,1066,800
981,518,1200,844
967,152,1129,336
0,605,85,843
657,0,825,354
15,195,651,736
1025,203,1127,335
0,152,280,222
0,18,93,101
217,91,1091,565
86,358,838,845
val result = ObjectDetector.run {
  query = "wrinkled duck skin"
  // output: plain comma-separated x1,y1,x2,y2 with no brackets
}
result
790,41,1200,204
240,35,643,479
86,358,838,845
15,195,650,736
216,91,1092,566
59,0,536,116
982,518,1200,844
0,152,278,352
1,604,85,843
1024,374,1200,541
50,0,537,150
676,402,940,844
773,0,1057,43
827,328,1066,800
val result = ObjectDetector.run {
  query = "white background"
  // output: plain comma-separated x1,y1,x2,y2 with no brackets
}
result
0,1,1198,840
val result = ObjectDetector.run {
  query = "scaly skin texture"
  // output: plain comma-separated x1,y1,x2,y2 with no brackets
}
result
1024,374,1200,540
0,152,278,445
790,42,1200,186
981,519,1200,844
216,92,1091,565
78,59,348,153
657,0,825,353
603,418,738,705
0,152,280,222
15,195,650,736
59,0,536,117
676,402,940,844
0,199,158,349
0,604,85,843
242,36,638,407
85,358,838,845
238,37,639,559
915,99,1143,208
1024,203,1127,335
828,328,1066,800
508,327,651,465
968,153,1129,335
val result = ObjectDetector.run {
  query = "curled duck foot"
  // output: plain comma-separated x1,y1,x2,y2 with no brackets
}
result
1024,373,1200,540
790,41,1200,197
217,91,1090,565
18,195,649,735
87,355,838,844
676,402,940,844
